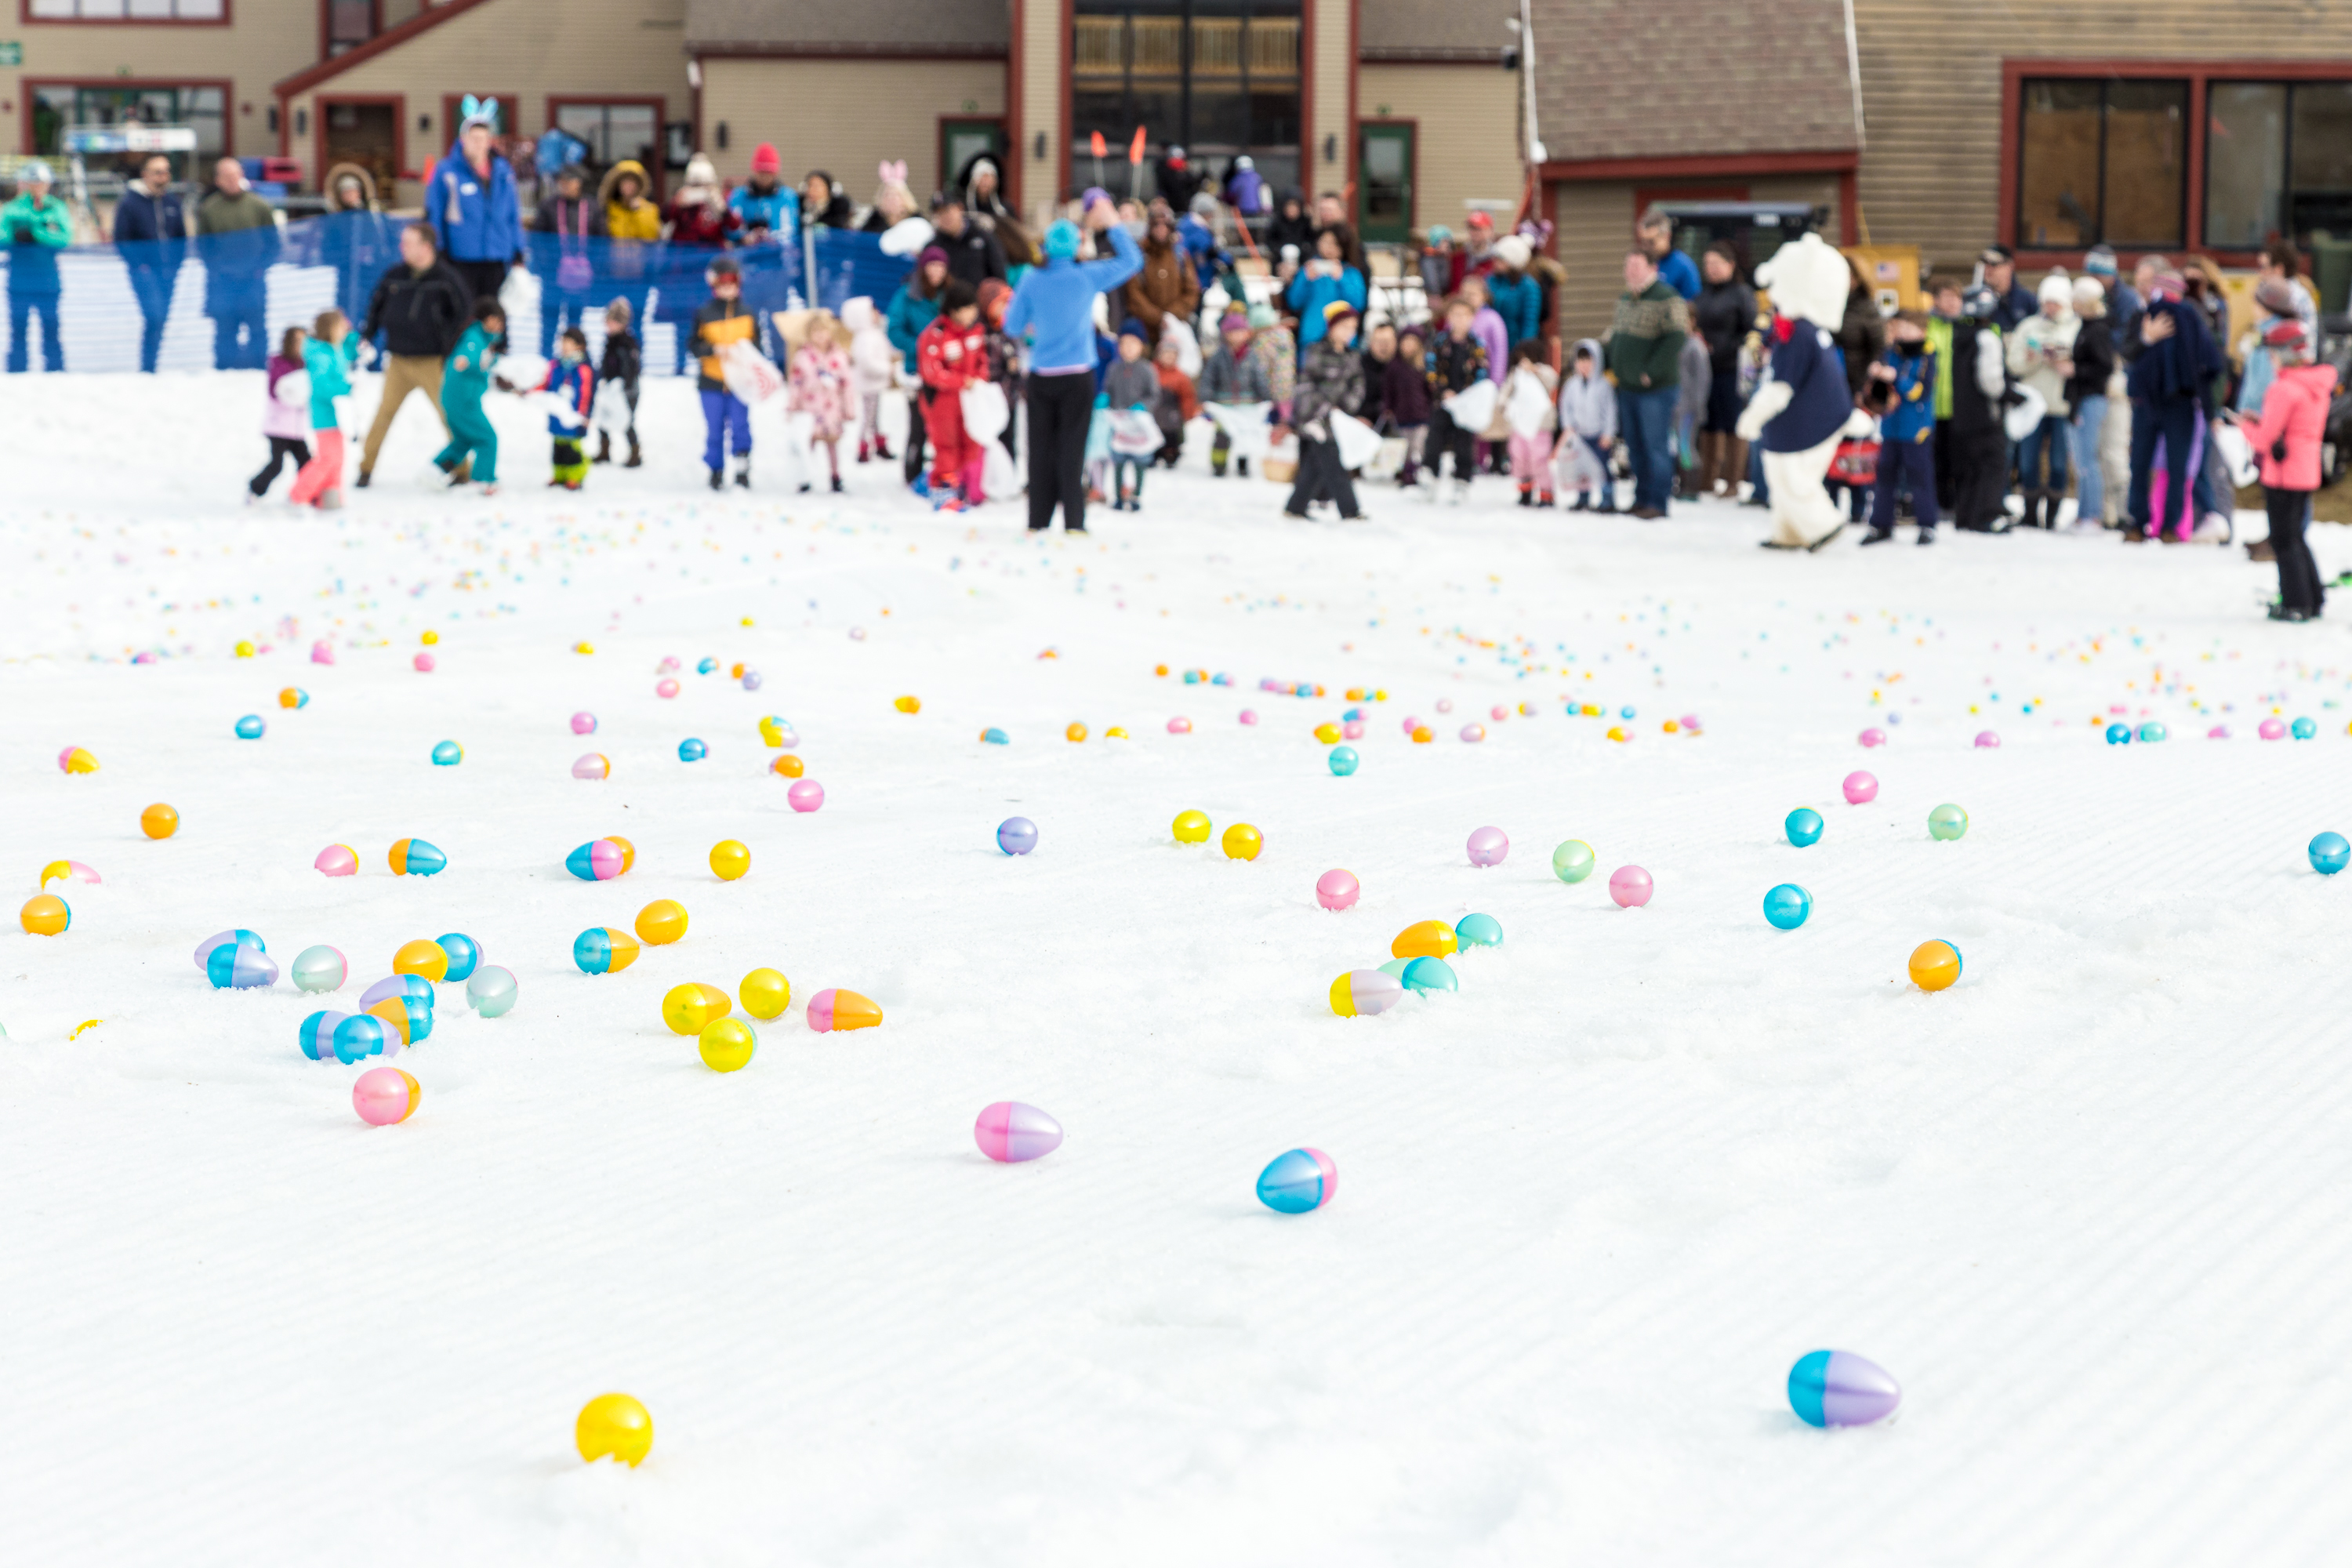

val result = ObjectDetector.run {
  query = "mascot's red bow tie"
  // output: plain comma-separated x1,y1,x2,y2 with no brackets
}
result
1771,315,1798,344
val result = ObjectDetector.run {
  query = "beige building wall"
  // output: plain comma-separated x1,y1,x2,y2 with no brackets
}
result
1305,0,1350,198
698,58,1004,206
2,0,317,162
1548,174,1842,339
1016,0,1062,228
280,0,691,205
1358,64,1520,238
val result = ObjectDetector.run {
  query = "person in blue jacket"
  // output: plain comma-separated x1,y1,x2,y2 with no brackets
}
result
886,245,949,485
1283,226,1367,353
112,152,187,372
728,143,800,361
426,96,522,307
1003,197,1142,533
1483,235,1544,354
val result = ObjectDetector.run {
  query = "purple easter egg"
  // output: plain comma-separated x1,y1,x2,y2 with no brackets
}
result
975,1101,1063,1163
1466,826,1509,867
1789,1349,1902,1428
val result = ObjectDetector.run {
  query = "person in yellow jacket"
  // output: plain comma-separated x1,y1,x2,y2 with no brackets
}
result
690,255,759,489
598,158,659,332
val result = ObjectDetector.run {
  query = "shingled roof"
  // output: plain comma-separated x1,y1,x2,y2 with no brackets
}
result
1528,0,1860,163
685,0,1008,56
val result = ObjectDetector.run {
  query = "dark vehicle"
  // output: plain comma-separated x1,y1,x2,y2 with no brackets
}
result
1654,201,1828,280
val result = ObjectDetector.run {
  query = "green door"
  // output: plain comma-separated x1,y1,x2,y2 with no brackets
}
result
1357,124,1415,244
939,118,1006,198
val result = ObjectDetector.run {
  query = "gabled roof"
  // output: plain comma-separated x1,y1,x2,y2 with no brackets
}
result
1360,0,1515,63
276,0,502,98
685,0,1008,56
1528,0,1860,165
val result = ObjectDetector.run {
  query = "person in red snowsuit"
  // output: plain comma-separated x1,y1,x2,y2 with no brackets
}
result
915,278,990,503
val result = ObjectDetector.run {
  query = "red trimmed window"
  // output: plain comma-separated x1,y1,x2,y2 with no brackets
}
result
27,0,225,17
2016,77,2187,249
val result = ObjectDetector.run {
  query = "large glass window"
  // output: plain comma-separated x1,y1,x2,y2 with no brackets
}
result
31,85,224,166
1073,1,1299,205
553,103,662,195
2202,80,2352,248
2017,77,2186,249
27,0,225,16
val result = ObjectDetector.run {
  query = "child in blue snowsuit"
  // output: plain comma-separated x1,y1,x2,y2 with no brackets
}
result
1863,312,1939,543
537,327,595,489
436,298,505,492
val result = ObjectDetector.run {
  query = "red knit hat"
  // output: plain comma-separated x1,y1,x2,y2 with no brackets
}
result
751,143,782,176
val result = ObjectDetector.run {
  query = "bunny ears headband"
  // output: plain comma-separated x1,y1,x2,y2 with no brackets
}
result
878,159,908,185
459,95,501,133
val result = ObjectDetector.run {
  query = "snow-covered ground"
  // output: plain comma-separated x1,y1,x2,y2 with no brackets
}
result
7,372,2352,1565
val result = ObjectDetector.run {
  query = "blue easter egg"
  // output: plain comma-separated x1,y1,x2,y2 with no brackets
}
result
430,739,463,766
2310,832,2350,875
434,932,481,982
1401,956,1457,996
1455,913,1503,949
679,737,708,762
1619,706,1636,720
981,728,1009,745
234,714,265,739
359,974,434,1012
2136,722,2167,742
996,816,1038,855
1328,745,1359,776
1785,808,1824,848
1763,884,1812,930
1256,1148,1338,1214
1788,1349,1902,1428
2106,723,2132,745
2292,716,2318,739
298,1010,350,1061
697,656,718,674
207,942,278,989
332,1013,395,1065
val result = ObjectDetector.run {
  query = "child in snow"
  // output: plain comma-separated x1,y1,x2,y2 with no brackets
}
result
689,255,757,490
1200,310,1273,477
1248,303,1298,426
915,278,990,508
887,248,950,482
289,309,358,509
790,310,855,493
1425,296,1490,500
1553,338,1617,511
840,296,898,464
594,298,641,467
1284,300,1367,521
1152,336,1198,467
1502,339,1560,507
1860,312,1938,544
436,297,506,495
250,325,312,501
1102,318,1161,509
1385,327,1432,488
978,278,1025,461
535,326,596,489
2245,317,2336,621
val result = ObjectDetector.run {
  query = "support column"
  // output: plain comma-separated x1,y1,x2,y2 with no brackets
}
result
1013,0,1068,227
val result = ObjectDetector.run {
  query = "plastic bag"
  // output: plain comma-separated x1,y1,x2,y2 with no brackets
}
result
1108,408,1161,456
1443,378,1498,433
1161,314,1203,380
879,217,936,258
275,369,310,410
2212,421,2259,489
1328,408,1382,470
593,380,632,436
982,438,1022,498
1505,373,1553,438
1203,400,1274,457
720,341,785,403
2002,383,2046,444
961,379,1010,443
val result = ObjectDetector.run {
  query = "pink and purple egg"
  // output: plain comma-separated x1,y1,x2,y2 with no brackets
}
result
571,712,597,735
974,1101,1064,1163
1466,826,1508,867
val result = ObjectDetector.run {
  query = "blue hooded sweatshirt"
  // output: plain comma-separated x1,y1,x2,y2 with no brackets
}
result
426,143,523,265
1002,225,1143,376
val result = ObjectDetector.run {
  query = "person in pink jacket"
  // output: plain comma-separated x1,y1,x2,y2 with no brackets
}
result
2244,317,2336,622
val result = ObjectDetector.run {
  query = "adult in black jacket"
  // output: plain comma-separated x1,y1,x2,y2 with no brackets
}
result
1264,191,1316,262
930,197,1007,286
1690,242,1755,494
357,223,471,485
112,154,187,373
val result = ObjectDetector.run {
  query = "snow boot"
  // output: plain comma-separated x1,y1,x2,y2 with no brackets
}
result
732,455,751,490
625,436,642,469
708,466,724,492
593,432,612,465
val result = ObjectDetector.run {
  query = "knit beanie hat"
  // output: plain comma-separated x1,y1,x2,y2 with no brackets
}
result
917,244,949,269
1219,310,1248,332
1044,220,1080,260
2255,276,2302,318
1494,234,1533,271
1323,299,1359,328
751,143,782,176
2263,317,2311,354
2036,271,2073,310
2083,245,2118,278
1119,317,1151,343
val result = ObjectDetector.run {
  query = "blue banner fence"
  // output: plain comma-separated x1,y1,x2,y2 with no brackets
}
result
0,214,916,374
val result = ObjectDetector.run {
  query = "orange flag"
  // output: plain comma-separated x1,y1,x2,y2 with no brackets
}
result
1128,126,1148,165
1091,132,1106,158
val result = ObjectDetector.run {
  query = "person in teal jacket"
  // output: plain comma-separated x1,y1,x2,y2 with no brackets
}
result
3,161,72,372
1483,236,1544,351
435,298,506,492
289,308,360,507
1283,226,1367,352
886,245,949,483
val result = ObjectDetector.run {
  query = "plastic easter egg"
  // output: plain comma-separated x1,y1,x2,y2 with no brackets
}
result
365,996,430,1046
678,738,707,762
1610,866,1654,909
573,753,611,780
413,653,436,673
742,670,763,691
608,837,636,873
806,987,882,1033
58,746,99,774
1391,920,1457,960
394,938,450,982
2292,716,2318,740
332,1013,395,1064
2105,722,2132,745
1763,884,1812,930
1788,1350,1902,1428
20,894,69,936
466,965,518,1018
573,927,641,975
1257,1148,1338,1214
699,1017,757,1072
1328,745,1359,776
1065,722,1088,743
430,740,463,766
297,1011,350,1061
311,640,335,664
1859,727,1886,748
893,694,922,714
1786,808,1825,848
571,712,597,735
665,982,735,1036
1456,723,1483,743
975,1102,1064,1162
1412,726,1433,743
2310,832,2350,875
2136,722,2167,742
234,715,266,740
1402,956,1458,995
387,838,445,877
1551,840,1596,883
315,843,358,877
431,933,480,984
698,657,718,675
655,678,680,699
635,899,688,946
1342,720,1366,739
1454,912,1503,949
710,840,750,880
739,967,791,1020
2260,717,2287,740
140,802,179,839
279,688,308,710
1316,869,1360,911
997,817,1039,856
1236,710,1258,727
1401,715,1421,737
194,929,265,970
1167,717,1192,734
38,859,99,890
1928,803,1969,841
1842,771,1878,804
292,945,347,993
771,753,805,779
575,1394,653,1466
353,1066,421,1126
1329,968,1406,1018
1436,698,1454,715
978,727,1009,744
359,975,433,1013
787,780,826,812
1313,721,1341,745
1172,810,1212,844
1466,826,1509,867
1221,823,1263,861
567,839,627,881
1975,730,2001,747
1908,938,1962,992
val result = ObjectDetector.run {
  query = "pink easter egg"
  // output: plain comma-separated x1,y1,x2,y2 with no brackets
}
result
975,1101,1064,1163
1842,770,1878,804
657,656,681,674
1167,717,1192,734
787,779,825,812
314,843,359,877
1315,868,1361,911
1401,715,1421,736
1459,724,1485,742
2259,717,2287,740
850,626,867,641
1859,727,1886,748
1680,713,1701,731
1974,731,2001,748
2206,724,2230,739
310,640,335,664
1341,720,1364,740
571,711,597,735
1436,698,1454,714
413,652,436,673
1239,710,1259,726
656,678,681,699
352,1066,420,1126
572,752,610,780
1466,826,1509,867
1609,865,1653,908
1490,705,1508,721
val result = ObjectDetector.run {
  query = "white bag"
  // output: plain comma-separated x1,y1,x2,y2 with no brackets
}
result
2212,421,2259,489
1505,373,1554,438
982,438,1022,498
1444,377,1498,433
1161,314,1203,380
720,340,785,404
1329,408,1382,470
1108,408,1161,456
539,390,587,431
2002,383,2046,444
1204,400,1273,457
593,380,633,435
961,379,1010,443
879,216,936,258
275,369,310,410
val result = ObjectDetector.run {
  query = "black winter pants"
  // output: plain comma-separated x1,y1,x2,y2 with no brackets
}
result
2268,486,2325,615
1027,370,1096,531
